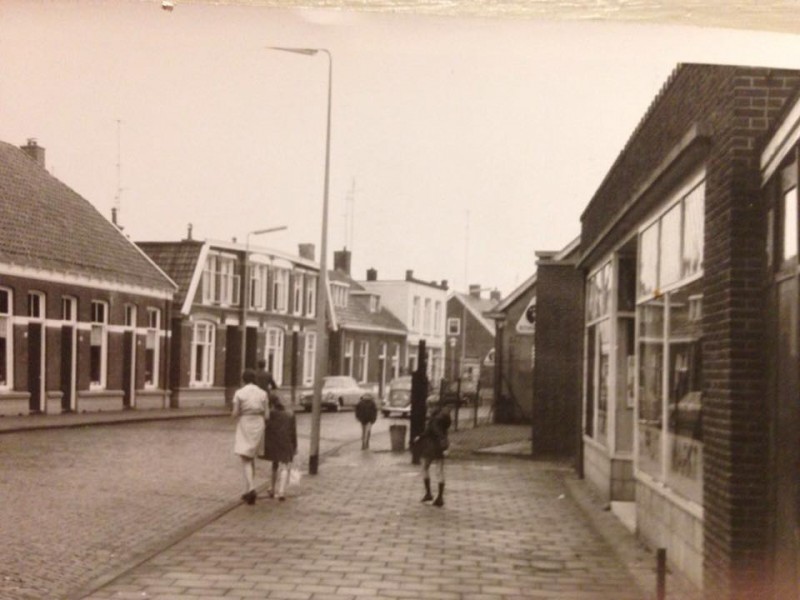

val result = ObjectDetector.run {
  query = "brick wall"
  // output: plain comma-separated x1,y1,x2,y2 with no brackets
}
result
580,64,800,599
532,261,583,456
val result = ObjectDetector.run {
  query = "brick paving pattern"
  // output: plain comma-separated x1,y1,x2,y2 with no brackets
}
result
83,433,645,600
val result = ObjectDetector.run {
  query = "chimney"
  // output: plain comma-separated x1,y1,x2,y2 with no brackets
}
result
405,269,414,281
20,138,45,168
490,289,502,302
366,268,378,281
186,223,193,241
441,280,448,290
333,249,351,275
469,284,482,298
298,243,315,261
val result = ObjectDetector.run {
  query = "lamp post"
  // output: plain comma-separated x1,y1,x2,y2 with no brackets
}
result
241,226,288,372
268,46,332,475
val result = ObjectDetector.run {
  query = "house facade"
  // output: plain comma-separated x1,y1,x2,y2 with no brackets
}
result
577,64,800,597
359,268,447,385
0,139,176,416
444,285,499,395
139,238,320,408
328,250,407,398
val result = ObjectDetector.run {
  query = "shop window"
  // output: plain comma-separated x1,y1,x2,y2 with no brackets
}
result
635,173,705,504
0,288,12,389
90,300,108,388
145,308,160,387
191,321,215,386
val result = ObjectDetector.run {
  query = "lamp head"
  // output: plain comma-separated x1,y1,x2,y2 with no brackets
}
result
268,46,319,56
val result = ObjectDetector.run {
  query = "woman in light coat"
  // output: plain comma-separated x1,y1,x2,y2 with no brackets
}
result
232,369,268,505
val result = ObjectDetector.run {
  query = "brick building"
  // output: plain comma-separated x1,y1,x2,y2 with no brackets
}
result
139,237,320,408
577,63,800,597
358,268,447,384
444,285,499,392
0,139,176,415
327,250,407,398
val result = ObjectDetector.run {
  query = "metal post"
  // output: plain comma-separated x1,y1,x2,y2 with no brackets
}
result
656,548,666,600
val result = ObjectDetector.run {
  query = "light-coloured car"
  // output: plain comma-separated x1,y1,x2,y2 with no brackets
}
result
300,376,374,412
382,375,412,418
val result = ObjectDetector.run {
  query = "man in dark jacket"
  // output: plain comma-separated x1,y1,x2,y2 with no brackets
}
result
355,396,378,450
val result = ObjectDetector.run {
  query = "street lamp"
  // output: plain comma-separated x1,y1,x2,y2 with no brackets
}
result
268,46,332,475
241,226,288,372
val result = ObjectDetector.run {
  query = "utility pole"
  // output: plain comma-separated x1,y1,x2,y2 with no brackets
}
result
410,339,428,465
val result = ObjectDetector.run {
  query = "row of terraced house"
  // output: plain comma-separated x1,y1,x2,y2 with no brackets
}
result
0,138,456,420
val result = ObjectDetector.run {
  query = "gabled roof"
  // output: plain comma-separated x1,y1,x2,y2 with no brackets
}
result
0,141,176,295
330,270,407,335
450,292,498,335
137,241,205,308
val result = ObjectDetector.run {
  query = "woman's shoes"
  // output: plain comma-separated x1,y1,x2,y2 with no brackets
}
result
241,490,257,505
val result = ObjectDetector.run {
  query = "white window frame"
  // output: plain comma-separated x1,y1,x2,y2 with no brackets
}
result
202,253,240,307
447,317,461,336
0,288,13,390
190,320,216,387
411,296,421,331
28,291,45,320
331,283,348,308
358,340,369,383
145,308,161,388
90,300,108,389
306,275,317,317
272,268,289,313
391,343,400,379
344,338,354,376
266,327,285,386
124,303,137,328
292,275,303,315
251,264,269,310
434,301,442,335
61,296,77,322
423,298,432,334
303,332,316,385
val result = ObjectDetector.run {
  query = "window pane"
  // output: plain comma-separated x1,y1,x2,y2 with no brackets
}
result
666,281,703,503
596,320,610,445
639,224,659,298
682,184,705,277
585,326,596,437
0,290,8,314
638,299,664,478
660,203,681,287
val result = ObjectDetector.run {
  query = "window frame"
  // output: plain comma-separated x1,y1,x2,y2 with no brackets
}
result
144,307,161,388
190,320,216,387
0,288,13,390
90,300,109,389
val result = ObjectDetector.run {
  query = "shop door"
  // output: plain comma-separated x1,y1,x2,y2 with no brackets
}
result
774,277,800,599
27,322,43,412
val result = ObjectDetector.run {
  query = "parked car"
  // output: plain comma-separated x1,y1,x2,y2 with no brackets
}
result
299,376,374,412
381,375,412,418
426,378,476,415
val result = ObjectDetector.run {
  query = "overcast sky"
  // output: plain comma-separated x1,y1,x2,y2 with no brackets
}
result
2,1,799,296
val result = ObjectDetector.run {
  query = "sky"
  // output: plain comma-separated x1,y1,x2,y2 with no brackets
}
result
2,1,800,297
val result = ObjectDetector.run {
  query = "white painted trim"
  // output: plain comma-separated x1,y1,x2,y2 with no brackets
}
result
762,95,800,184
453,293,495,336
181,242,211,316
494,273,537,313
0,263,173,300
341,323,406,336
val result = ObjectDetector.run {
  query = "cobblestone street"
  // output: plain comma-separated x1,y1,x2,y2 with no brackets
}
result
0,412,375,600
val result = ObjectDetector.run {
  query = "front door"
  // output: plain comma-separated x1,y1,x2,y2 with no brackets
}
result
60,325,76,411
27,322,43,412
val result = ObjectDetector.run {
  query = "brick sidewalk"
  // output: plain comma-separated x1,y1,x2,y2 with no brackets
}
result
80,425,654,600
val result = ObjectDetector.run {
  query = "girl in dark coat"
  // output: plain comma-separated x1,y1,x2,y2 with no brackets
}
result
355,396,378,450
416,406,452,507
263,397,298,501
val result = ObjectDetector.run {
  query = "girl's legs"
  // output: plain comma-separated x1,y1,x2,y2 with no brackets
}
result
270,461,279,498
276,462,289,499
363,422,373,449
421,457,433,502
433,458,445,507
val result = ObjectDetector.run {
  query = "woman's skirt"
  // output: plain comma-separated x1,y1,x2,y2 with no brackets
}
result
234,414,265,458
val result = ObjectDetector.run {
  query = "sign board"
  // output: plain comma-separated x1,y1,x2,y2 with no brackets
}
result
516,296,536,335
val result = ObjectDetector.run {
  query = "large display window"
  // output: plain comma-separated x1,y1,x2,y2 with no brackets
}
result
635,172,705,504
